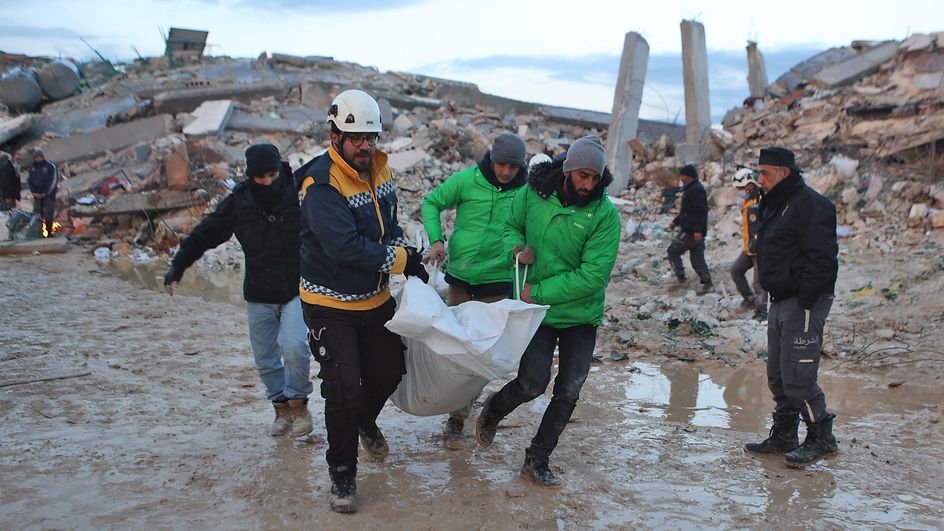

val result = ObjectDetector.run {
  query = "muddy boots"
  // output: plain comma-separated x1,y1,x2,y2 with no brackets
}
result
270,401,292,436
785,414,838,468
475,395,502,447
328,465,357,513
358,424,389,461
444,415,465,451
287,398,313,437
520,456,562,489
745,412,800,454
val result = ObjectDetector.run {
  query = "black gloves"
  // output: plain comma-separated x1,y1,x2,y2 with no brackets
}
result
164,267,183,286
403,247,429,283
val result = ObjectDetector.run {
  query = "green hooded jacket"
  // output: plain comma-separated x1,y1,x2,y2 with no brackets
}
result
422,154,526,286
504,160,621,327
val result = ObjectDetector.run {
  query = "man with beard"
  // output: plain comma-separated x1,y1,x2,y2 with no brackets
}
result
422,132,528,450
295,89,428,513
475,135,621,488
745,147,839,468
164,144,313,439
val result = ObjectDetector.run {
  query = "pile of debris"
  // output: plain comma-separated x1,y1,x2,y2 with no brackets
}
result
1,49,684,261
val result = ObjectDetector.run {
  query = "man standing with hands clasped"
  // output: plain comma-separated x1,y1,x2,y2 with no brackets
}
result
745,147,839,468
475,135,620,488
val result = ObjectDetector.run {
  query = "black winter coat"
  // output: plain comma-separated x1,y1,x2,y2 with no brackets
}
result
673,178,708,234
169,162,302,304
756,173,838,309
0,158,20,201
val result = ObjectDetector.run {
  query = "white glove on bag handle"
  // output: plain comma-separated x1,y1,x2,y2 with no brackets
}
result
514,252,529,300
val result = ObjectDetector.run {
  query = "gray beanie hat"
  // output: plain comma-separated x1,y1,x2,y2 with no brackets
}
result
563,135,606,175
490,133,526,167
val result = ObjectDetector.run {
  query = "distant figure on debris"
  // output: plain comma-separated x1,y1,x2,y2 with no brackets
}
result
26,149,58,236
666,164,712,293
295,89,427,514
475,135,620,489
163,144,313,441
422,132,528,450
745,146,839,468
729,168,767,320
0,151,21,210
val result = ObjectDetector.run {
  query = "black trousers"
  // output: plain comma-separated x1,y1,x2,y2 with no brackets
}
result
32,195,55,236
486,324,597,464
766,295,833,422
667,231,711,284
302,298,405,470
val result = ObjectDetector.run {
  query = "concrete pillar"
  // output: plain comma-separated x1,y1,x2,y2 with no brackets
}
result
606,32,649,193
680,20,711,144
746,41,768,98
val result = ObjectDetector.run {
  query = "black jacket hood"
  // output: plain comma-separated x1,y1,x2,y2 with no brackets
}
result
527,158,613,203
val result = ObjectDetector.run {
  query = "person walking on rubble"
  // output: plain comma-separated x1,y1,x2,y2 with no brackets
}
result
666,164,713,293
26,149,58,236
475,135,620,488
745,147,840,468
422,132,529,450
295,89,428,513
729,168,768,320
164,144,313,440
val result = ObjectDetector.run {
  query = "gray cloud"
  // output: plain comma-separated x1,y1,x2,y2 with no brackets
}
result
0,22,88,40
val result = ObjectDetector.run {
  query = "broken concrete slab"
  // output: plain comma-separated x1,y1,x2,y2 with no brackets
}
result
269,53,335,69
282,106,327,128
164,142,191,189
387,149,427,171
71,190,203,216
607,32,649,194
0,236,69,255
182,100,233,136
42,115,176,164
813,42,900,88
151,81,288,114
0,114,37,146
226,111,296,133
681,20,712,144
676,143,711,164
37,59,81,100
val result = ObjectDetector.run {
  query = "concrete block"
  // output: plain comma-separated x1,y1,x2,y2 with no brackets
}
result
151,81,288,114
681,20,712,144
377,98,394,130
37,59,81,100
43,115,176,163
164,142,190,189
607,32,649,194
282,106,327,128
72,190,201,216
0,67,42,112
676,143,711,164
0,114,37,145
813,42,899,88
183,99,233,136
226,111,296,133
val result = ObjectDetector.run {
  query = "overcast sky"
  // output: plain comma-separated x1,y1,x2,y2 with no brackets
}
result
2,0,941,123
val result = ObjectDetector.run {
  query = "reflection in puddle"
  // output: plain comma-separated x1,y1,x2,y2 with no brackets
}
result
624,363,731,428
104,259,245,306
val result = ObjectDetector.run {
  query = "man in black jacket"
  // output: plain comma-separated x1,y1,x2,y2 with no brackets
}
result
0,151,22,210
163,144,313,439
745,147,839,468
666,164,712,292
27,149,58,236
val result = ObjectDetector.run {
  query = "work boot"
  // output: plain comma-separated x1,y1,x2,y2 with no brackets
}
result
287,398,313,437
667,276,687,292
475,394,502,448
520,456,562,489
358,424,389,461
697,281,714,295
739,297,755,309
753,307,768,321
328,465,357,514
270,401,292,437
745,412,800,454
444,415,465,451
784,414,838,468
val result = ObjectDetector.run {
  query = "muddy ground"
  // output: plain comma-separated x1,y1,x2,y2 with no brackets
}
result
1,251,943,529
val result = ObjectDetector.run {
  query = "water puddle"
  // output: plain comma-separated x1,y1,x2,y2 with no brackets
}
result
92,258,245,306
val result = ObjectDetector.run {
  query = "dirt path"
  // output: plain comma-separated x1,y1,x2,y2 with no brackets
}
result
1,252,942,529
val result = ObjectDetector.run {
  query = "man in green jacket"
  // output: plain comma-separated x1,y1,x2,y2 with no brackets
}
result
475,135,621,488
422,132,528,450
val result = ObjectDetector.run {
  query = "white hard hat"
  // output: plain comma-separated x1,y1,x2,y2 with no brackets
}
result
327,89,382,133
528,153,552,170
732,168,759,188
